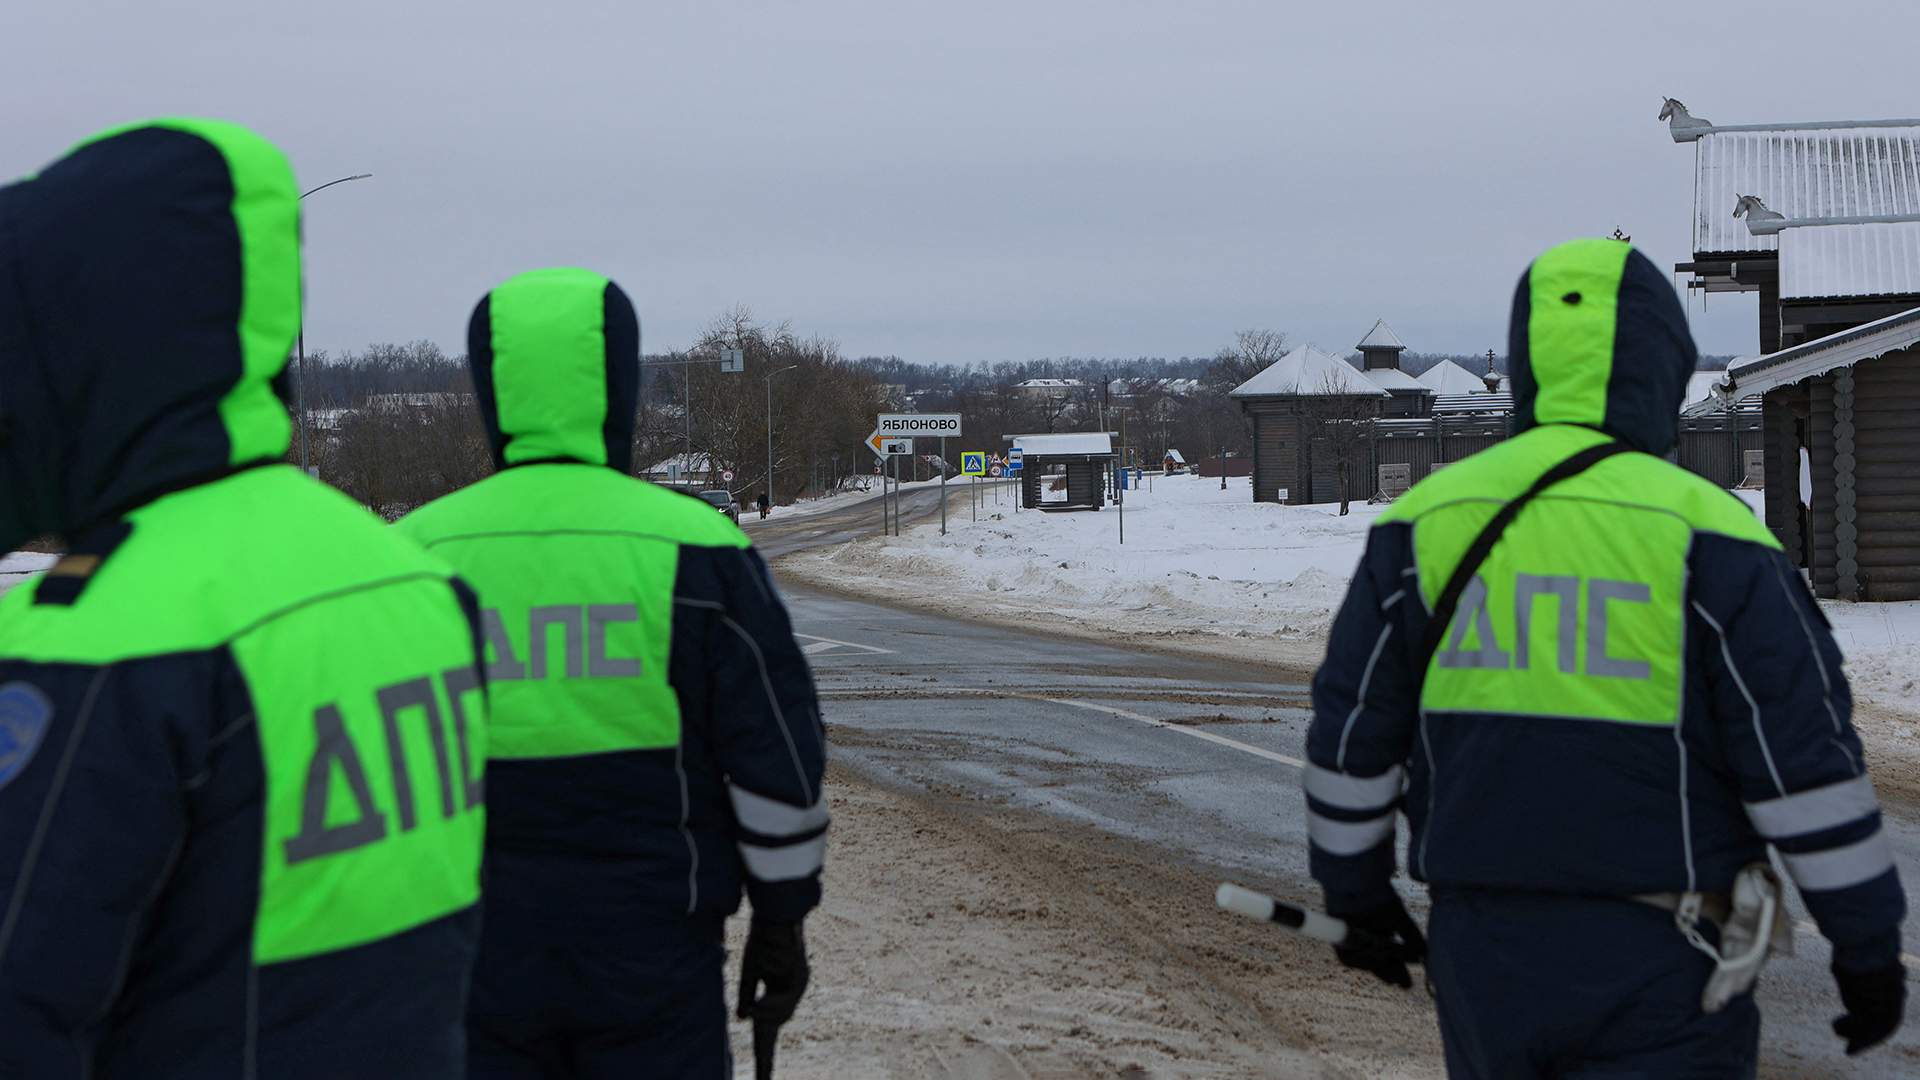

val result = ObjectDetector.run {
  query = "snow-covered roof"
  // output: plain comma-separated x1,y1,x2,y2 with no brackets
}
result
1359,366,1431,394
1681,371,1723,414
1229,345,1390,398
1011,432,1115,457
1433,392,1514,414
1779,221,1920,300
1723,305,1920,400
1417,360,1492,395
1684,120,1920,255
1356,319,1407,351
1164,449,1186,464
1016,378,1084,389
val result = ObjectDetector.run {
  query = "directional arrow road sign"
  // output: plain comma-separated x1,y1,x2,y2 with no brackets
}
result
876,413,962,438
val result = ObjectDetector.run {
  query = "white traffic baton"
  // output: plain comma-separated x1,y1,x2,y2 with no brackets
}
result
1215,883,1396,954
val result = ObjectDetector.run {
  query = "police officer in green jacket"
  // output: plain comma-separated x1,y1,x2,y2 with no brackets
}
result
1306,238,1906,1075
0,121,488,1077
398,268,827,1078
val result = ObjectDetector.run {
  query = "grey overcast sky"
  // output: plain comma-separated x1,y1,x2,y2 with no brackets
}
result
5,1,1915,366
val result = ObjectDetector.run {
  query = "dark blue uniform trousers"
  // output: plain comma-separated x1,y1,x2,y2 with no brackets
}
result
467,912,731,1080
1428,890,1760,1080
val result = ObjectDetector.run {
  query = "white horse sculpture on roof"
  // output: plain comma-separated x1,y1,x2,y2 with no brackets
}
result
1732,194,1788,235
1660,97,1715,140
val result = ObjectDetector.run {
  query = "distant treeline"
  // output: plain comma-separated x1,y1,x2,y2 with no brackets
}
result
300,342,1742,406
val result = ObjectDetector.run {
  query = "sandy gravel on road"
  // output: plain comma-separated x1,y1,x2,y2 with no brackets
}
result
732,758,1896,1079
727,759,1447,1080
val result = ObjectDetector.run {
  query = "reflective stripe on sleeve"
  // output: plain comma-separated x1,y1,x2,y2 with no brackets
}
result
1307,810,1394,856
1744,775,1879,840
729,784,830,838
1304,763,1404,813
1781,829,1896,892
739,834,827,882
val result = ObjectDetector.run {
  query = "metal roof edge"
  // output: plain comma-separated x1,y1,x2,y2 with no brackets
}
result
1724,305,1920,398
1675,117,1920,142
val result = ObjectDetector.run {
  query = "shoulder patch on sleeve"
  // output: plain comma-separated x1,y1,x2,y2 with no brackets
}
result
0,682,54,791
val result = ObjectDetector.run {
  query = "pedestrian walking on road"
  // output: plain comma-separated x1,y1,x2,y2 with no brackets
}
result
758,491,771,520
398,268,827,1078
0,120,489,1077
1303,238,1907,1077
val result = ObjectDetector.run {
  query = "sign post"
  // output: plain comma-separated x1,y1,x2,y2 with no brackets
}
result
1006,446,1024,514
871,415,962,539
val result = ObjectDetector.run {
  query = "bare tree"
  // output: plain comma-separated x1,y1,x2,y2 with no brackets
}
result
1207,329,1290,393
1299,371,1380,516
663,307,884,504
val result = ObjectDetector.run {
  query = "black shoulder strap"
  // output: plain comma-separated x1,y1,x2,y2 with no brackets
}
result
1417,440,1632,670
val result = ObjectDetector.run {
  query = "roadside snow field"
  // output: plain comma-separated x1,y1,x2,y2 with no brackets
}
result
781,475,1377,672
776,476,1920,724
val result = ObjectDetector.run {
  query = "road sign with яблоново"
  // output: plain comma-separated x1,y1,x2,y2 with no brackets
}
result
876,413,962,438
960,451,987,476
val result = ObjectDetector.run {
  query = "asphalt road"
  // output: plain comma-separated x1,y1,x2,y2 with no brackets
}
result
751,485,1920,1076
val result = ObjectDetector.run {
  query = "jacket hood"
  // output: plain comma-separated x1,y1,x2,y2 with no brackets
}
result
467,267,639,473
1507,238,1697,456
0,119,300,552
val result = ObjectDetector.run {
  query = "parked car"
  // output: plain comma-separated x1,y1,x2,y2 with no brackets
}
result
697,488,740,523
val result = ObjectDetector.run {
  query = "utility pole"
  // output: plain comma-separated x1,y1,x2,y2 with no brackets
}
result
294,172,373,478
765,364,799,511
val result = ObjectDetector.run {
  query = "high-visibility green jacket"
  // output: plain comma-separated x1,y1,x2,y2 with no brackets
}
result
0,121,486,1076
396,268,826,934
1306,239,1905,972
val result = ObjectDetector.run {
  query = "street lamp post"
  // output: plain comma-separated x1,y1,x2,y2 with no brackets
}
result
765,364,799,515
295,173,373,477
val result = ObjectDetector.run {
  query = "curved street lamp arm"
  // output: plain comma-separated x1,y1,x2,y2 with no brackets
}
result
300,173,373,200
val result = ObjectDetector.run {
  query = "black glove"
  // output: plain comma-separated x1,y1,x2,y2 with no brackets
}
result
738,918,811,1027
1328,892,1427,990
1832,961,1906,1056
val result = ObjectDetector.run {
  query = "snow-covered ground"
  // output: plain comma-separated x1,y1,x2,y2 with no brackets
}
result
782,475,1379,672
778,475,1920,724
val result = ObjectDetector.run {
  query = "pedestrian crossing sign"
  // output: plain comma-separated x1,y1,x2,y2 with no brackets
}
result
961,451,987,476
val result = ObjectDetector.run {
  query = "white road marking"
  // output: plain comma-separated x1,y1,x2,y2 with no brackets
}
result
1037,697,1306,769
794,633,895,656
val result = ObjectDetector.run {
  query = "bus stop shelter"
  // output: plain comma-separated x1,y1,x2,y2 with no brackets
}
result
1009,432,1116,510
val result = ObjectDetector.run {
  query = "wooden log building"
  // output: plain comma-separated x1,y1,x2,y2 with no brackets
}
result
1668,102,1920,600
1230,325,1430,505
1231,318,1760,506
